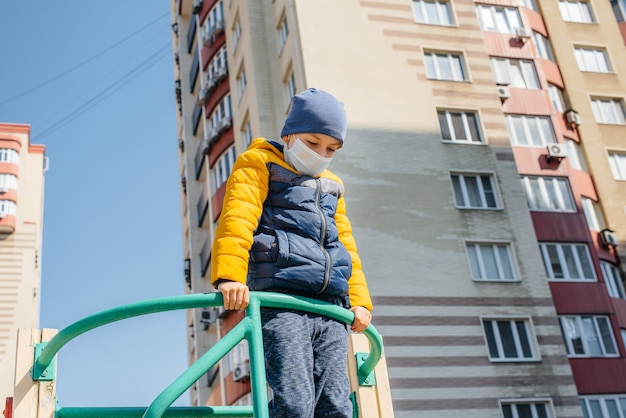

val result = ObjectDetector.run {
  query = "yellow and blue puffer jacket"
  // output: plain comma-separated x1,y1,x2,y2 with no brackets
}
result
211,138,372,311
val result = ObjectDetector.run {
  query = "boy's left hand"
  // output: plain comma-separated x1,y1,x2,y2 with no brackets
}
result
349,306,372,333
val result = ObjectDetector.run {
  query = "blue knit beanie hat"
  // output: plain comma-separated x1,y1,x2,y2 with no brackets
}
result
280,88,347,144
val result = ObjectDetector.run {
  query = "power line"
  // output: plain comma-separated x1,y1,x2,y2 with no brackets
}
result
0,11,169,108
32,43,171,142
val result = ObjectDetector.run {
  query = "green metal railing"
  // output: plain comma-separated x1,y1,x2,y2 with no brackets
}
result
32,291,384,418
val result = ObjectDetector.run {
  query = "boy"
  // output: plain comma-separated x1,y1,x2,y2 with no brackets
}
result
211,88,373,417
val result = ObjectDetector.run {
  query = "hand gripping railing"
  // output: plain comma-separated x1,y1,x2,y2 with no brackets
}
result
31,291,384,418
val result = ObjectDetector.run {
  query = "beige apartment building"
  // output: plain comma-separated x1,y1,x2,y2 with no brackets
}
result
0,123,46,406
172,0,626,417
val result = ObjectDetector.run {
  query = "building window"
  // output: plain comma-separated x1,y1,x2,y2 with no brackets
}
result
608,151,626,180
548,84,566,112
491,58,540,89
611,0,626,22
559,0,595,23
482,318,538,361
284,70,297,110
533,32,555,61
581,197,606,231
559,315,618,357
0,174,18,192
506,115,557,146
242,119,253,148
278,13,289,50
451,173,499,209
236,65,247,103
211,146,237,192
208,95,232,136
591,98,626,124
539,243,596,281
476,5,523,34
0,149,19,164
438,110,483,143
500,401,553,418
232,17,242,50
424,51,467,81
601,261,626,299
522,0,538,10
207,46,229,88
466,242,517,281
412,0,454,25
0,200,16,216
565,140,587,171
521,176,575,212
580,395,626,418
574,46,611,73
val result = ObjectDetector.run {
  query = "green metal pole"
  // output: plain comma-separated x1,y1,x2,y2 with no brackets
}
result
242,297,269,418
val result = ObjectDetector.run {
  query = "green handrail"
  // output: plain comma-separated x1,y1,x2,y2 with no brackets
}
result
34,292,383,418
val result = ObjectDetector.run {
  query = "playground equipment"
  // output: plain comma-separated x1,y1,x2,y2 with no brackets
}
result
8,292,393,417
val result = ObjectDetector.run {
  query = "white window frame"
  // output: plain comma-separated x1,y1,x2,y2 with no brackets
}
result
451,173,500,209
521,176,575,212
412,0,454,26
565,140,587,171
491,58,540,89
592,97,626,124
613,0,626,22
232,17,242,50
559,0,595,23
539,242,596,281
601,261,626,299
580,395,626,418
438,109,483,143
506,115,557,147
0,174,18,192
0,149,19,164
476,5,523,34
482,317,539,362
465,242,518,281
499,399,555,418
277,13,289,50
533,32,555,61
284,70,297,111
0,200,16,216
548,84,566,112
242,119,253,148
236,65,247,103
424,51,467,81
211,146,237,192
559,315,618,357
608,150,626,180
581,197,606,231
574,46,611,73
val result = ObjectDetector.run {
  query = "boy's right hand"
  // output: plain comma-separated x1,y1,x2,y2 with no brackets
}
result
217,280,250,311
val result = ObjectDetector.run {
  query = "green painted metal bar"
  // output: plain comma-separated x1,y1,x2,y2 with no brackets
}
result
32,292,384,418
56,406,253,417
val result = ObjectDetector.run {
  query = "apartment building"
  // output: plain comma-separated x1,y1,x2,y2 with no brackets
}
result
171,0,626,416
0,123,46,404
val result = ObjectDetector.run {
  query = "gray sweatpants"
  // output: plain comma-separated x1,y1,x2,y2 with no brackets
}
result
261,308,352,418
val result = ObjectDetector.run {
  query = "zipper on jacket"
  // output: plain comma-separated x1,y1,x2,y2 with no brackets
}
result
315,178,332,294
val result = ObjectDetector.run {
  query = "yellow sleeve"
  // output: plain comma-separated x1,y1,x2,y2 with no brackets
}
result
335,194,373,311
211,149,269,286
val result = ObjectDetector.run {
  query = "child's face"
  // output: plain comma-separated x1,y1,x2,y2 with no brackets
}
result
286,133,342,159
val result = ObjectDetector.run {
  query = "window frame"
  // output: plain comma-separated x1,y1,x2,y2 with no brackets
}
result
574,46,611,73
580,395,626,418
591,97,626,125
521,176,576,212
581,197,606,231
558,0,595,23
491,57,540,89
481,316,540,362
499,399,555,418
465,241,519,281
412,0,455,26
450,172,500,209
277,13,289,50
424,50,468,81
559,315,619,358
539,242,597,281
506,115,557,147
608,150,626,180
438,109,484,144
601,261,626,300
476,4,524,34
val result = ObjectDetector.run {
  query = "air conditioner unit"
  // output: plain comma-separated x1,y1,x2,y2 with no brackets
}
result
212,20,225,36
547,143,567,159
600,229,619,248
219,116,232,132
497,86,510,99
515,27,532,39
565,109,581,126
201,28,211,46
233,362,250,382
197,87,208,106
200,308,217,330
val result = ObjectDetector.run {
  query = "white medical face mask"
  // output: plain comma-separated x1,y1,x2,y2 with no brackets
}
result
283,137,333,177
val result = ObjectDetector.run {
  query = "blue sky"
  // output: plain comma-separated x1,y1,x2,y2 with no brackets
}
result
0,1,191,407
